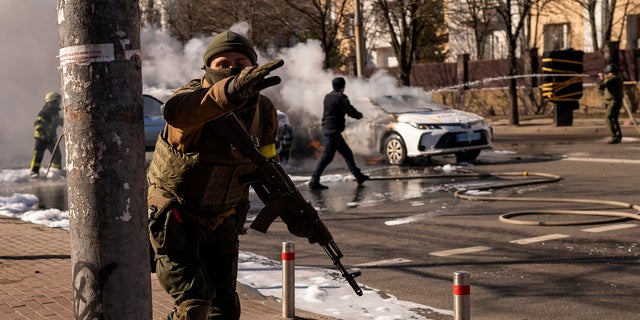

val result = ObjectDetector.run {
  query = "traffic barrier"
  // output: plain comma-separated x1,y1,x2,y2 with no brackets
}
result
282,241,295,319
454,271,470,320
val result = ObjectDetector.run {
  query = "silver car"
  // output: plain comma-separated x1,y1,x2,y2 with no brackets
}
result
143,94,165,150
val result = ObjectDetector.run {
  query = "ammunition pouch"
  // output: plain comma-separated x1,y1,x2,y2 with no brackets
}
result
148,193,185,256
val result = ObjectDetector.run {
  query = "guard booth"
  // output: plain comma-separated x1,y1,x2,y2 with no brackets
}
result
541,49,584,126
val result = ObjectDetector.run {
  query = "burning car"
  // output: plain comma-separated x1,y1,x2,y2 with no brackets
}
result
343,94,493,165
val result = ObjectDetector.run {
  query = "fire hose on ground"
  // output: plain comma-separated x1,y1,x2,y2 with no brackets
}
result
452,171,640,226
622,98,640,135
371,170,640,226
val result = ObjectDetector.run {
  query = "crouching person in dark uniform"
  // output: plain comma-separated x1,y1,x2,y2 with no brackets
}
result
146,31,315,320
30,91,63,178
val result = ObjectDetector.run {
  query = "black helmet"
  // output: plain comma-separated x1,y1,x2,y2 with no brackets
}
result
604,63,618,73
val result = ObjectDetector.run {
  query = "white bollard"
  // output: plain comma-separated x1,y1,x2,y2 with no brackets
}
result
282,241,295,319
453,271,470,320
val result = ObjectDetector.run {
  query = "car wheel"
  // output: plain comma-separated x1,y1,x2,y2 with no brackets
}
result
384,134,407,166
455,149,481,163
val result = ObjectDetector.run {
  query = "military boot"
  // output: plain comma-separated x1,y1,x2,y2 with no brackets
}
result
170,299,211,320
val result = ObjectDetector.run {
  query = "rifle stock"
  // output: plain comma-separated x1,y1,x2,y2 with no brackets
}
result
211,113,363,296
250,194,290,233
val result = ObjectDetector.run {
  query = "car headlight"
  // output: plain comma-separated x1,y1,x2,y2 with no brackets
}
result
469,119,484,126
409,123,441,130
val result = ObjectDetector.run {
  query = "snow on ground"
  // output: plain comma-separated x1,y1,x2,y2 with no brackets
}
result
0,168,454,320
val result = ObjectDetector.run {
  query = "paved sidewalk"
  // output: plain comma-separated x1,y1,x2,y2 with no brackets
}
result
0,217,335,320
2,117,634,320
490,116,639,136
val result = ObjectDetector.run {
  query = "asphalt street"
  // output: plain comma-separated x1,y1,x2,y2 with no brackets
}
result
242,117,640,320
2,117,639,319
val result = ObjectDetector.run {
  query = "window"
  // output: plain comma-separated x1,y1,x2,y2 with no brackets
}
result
544,23,570,52
484,31,507,60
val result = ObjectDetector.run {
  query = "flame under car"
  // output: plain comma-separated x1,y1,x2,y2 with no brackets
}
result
343,94,493,165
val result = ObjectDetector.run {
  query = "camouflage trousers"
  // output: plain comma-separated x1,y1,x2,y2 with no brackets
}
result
155,214,241,320
605,99,623,141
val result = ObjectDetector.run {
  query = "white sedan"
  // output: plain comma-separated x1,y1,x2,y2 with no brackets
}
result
344,94,493,165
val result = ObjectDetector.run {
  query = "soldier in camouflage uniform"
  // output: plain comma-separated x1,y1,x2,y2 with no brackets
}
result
30,92,63,178
147,31,314,320
598,63,624,144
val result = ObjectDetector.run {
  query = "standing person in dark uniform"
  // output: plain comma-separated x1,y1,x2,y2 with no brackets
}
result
30,92,63,178
146,31,316,320
598,63,624,144
309,77,369,190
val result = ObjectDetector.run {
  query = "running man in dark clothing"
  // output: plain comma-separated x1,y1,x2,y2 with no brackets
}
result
309,77,369,190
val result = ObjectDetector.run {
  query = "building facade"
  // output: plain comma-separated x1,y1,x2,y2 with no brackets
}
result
444,0,640,62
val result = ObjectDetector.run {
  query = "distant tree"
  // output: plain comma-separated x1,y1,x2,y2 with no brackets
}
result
138,0,313,53
568,0,600,50
140,0,168,30
524,0,554,51
165,0,217,42
494,0,536,125
446,0,501,60
570,0,636,51
282,0,350,70
602,0,617,46
414,4,448,63
372,0,447,86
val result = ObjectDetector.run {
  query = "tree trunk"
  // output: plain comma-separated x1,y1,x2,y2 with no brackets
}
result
400,64,412,86
57,1,151,319
508,48,520,125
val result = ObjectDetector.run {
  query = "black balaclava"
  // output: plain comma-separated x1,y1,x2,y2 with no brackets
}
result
203,66,243,85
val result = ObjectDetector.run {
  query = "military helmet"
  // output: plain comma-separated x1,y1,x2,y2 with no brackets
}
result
604,63,618,74
44,91,61,102
202,31,258,67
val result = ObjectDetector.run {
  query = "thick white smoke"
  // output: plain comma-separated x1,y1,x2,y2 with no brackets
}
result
1,2,423,168
0,1,60,168
140,25,425,158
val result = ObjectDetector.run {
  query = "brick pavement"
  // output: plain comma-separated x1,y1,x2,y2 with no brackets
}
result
0,217,334,320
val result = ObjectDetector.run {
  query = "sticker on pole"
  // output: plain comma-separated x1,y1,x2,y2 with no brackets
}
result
59,43,115,66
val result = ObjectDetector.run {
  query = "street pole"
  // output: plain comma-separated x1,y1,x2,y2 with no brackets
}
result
57,1,151,319
354,0,365,78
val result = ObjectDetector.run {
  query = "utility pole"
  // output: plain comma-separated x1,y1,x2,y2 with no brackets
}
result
354,0,365,77
57,1,151,319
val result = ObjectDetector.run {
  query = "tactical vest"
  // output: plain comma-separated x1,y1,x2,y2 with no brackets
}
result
147,113,262,213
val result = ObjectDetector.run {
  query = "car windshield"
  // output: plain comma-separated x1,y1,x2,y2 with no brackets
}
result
368,95,448,114
143,95,164,117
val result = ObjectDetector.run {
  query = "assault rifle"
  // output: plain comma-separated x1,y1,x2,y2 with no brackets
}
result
211,112,363,296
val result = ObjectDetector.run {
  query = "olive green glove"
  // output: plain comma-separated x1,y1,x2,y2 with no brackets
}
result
226,59,284,103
